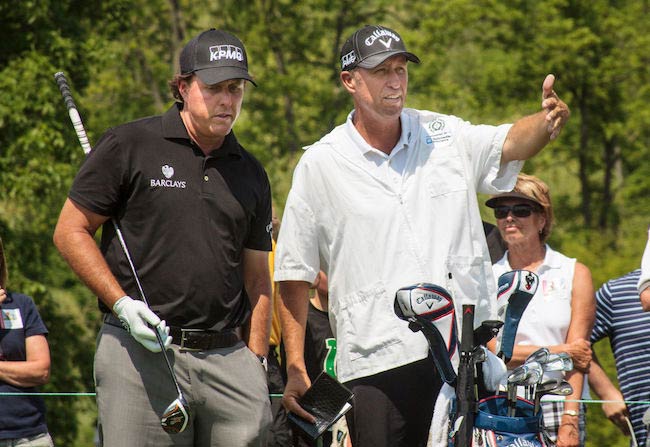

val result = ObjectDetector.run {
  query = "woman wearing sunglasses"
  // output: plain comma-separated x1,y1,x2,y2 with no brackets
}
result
485,173,595,447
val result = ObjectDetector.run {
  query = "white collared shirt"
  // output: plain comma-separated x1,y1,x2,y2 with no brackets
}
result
275,108,521,382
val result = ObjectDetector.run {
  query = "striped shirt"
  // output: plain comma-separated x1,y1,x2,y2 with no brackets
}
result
591,269,650,446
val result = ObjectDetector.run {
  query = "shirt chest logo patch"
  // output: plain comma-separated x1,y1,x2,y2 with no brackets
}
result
162,164,174,178
425,118,452,144
150,164,187,189
1,308,23,329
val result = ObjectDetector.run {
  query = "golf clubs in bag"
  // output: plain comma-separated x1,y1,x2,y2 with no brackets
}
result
394,272,550,446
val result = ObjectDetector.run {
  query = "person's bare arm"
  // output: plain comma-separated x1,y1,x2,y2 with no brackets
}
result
242,248,272,357
588,352,630,436
0,335,50,387
501,74,570,164
507,338,591,370
278,280,313,422
557,262,595,447
53,198,126,308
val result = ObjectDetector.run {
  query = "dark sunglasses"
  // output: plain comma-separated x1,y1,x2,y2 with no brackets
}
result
493,204,539,219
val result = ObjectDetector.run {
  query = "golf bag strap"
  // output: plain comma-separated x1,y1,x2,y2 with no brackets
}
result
103,313,242,350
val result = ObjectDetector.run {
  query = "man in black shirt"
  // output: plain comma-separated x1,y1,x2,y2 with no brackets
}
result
54,29,272,446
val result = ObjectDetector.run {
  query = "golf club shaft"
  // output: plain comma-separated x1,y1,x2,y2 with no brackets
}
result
113,225,184,397
54,71,183,397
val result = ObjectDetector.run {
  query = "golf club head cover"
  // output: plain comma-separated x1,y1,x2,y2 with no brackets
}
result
394,283,459,384
113,296,172,352
495,270,539,362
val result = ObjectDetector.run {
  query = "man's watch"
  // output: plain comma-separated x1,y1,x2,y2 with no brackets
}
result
258,355,268,372
563,410,579,417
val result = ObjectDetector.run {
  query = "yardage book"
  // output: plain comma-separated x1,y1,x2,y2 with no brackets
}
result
287,371,354,441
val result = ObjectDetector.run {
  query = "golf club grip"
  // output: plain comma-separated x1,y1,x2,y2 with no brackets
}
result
53,72,92,154
454,304,475,446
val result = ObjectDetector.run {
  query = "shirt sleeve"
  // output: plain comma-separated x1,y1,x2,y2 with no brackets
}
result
591,283,612,343
68,131,127,217
244,167,273,252
456,120,523,194
273,160,320,284
21,294,48,338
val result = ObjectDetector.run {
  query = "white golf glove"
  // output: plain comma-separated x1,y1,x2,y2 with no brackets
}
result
112,296,172,352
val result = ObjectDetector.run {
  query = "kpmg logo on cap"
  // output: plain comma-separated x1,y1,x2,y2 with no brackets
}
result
365,29,400,48
341,50,356,69
209,45,244,62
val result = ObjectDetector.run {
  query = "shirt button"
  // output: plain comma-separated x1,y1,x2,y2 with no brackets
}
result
204,175,209,182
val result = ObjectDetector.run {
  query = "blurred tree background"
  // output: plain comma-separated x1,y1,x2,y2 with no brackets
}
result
0,0,648,445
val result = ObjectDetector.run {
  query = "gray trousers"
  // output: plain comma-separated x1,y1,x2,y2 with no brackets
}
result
0,433,54,447
95,323,271,446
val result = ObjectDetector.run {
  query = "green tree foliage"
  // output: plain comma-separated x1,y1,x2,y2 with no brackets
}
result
1,0,648,444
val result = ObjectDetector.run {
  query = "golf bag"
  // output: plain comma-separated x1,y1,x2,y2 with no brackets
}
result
473,395,548,447
395,274,553,447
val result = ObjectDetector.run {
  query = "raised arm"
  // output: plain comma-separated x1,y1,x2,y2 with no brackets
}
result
501,74,570,164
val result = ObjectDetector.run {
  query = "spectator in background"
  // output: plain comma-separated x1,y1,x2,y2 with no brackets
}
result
589,265,650,446
0,236,53,446
487,173,594,447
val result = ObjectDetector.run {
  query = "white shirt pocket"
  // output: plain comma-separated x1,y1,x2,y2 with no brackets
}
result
336,281,402,362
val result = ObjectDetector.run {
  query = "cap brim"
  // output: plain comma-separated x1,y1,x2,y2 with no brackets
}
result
485,191,541,208
356,51,420,69
194,67,257,87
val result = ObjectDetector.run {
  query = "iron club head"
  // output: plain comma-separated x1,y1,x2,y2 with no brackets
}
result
525,347,550,364
543,353,573,372
161,395,190,434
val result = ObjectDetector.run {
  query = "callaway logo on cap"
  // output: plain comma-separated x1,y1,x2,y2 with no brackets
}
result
340,25,420,71
180,29,257,86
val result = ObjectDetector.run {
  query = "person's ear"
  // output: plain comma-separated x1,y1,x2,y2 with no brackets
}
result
178,78,191,101
340,70,356,94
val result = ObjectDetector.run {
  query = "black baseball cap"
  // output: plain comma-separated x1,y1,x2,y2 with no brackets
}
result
340,25,420,71
180,29,257,86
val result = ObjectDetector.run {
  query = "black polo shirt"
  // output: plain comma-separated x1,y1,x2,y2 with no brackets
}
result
69,104,272,331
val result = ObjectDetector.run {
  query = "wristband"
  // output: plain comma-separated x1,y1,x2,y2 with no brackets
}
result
563,410,579,417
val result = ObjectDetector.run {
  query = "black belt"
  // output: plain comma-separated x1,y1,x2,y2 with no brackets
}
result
103,313,242,351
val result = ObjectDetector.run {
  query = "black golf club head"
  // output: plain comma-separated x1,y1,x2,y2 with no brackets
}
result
496,270,539,362
161,395,190,433
473,320,504,346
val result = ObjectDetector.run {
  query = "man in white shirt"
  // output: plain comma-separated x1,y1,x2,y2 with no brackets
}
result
274,24,570,447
